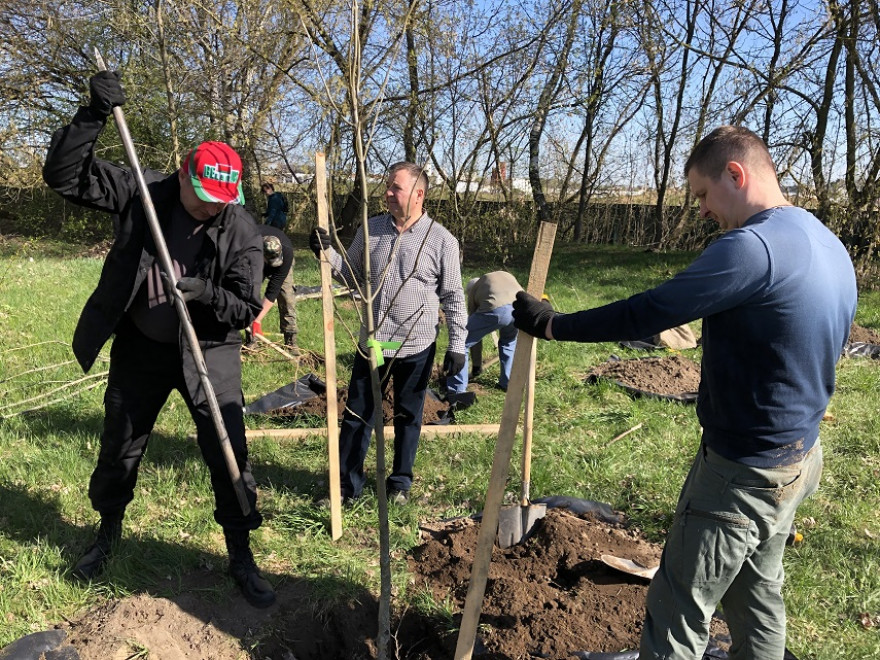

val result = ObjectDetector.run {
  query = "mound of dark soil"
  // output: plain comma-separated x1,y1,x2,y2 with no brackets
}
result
406,507,665,658
587,354,701,398
274,385,451,426
850,322,880,344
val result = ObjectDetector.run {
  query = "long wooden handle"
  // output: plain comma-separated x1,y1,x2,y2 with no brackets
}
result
520,340,537,505
454,221,557,659
94,48,250,516
315,152,343,540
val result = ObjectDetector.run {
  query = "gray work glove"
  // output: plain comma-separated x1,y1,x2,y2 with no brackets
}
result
89,71,126,117
176,276,214,304
442,351,466,378
512,291,556,339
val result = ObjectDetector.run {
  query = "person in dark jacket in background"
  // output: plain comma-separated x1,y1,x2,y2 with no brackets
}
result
41,71,275,608
249,224,298,353
514,126,857,659
261,182,287,229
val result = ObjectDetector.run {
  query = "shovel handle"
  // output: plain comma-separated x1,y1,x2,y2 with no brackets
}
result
520,339,537,505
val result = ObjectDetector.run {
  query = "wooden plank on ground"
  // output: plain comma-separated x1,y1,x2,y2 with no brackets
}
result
244,424,501,441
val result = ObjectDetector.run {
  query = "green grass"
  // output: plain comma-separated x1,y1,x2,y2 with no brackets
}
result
1,238,879,658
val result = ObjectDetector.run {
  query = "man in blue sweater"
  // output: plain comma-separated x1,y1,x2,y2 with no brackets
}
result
513,126,857,660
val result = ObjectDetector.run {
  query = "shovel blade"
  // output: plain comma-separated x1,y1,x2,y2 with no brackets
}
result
601,554,659,580
496,503,547,549
497,506,523,549
521,503,547,541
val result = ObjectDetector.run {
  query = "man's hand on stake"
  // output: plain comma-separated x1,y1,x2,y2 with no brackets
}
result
513,291,556,339
443,351,466,377
310,227,331,258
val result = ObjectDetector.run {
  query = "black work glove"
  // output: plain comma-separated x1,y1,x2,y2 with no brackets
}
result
512,291,556,339
176,276,214,304
443,351,466,377
310,226,331,258
89,71,126,117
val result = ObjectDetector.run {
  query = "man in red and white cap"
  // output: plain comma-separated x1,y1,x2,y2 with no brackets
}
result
42,71,275,608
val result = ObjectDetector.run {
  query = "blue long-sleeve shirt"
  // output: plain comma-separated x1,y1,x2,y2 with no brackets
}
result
553,206,857,467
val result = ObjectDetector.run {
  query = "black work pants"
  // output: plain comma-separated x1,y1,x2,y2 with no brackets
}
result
89,321,261,531
338,344,435,498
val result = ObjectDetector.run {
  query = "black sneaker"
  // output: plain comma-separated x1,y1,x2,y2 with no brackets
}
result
388,489,409,505
316,494,357,509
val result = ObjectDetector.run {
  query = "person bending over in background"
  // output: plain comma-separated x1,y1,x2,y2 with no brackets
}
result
309,162,467,506
42,71,275,608
446,270,521,396
249,225,298,353
513,125,857,660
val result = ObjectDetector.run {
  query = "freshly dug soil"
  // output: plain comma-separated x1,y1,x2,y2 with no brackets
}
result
44,507,722,660
850,322,880,344
406,507,665,657
275,385,452,426
587,354,701,397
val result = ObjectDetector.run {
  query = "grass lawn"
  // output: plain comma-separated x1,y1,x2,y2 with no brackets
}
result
1,236,878,658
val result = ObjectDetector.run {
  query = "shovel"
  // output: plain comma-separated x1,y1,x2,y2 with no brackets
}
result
497,339,546,548
601,554,659,580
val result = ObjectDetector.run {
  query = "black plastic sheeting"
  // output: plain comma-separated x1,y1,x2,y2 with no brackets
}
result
0,630,80,660
531,495,625,525
243,373,454,424
243,373,327,415
844,341,880,358
585,356,699,404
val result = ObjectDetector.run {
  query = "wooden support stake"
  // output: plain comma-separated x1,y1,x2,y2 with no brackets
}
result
454,221,558,660
316,152,343,540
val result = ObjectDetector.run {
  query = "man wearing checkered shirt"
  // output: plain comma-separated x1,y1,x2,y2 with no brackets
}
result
310,162,467,504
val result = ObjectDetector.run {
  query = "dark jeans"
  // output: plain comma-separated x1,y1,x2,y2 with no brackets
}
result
90,321,262,531
339,344,436,498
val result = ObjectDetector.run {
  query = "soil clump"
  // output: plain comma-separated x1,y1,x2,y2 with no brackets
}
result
587,354,701,397
849,322,880,344
273,384,452,426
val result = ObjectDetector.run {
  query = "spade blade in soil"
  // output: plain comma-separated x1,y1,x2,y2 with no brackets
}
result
601,554,658,580
497,502,546,549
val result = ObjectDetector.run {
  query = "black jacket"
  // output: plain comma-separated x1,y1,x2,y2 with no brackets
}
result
257,224,294,302
43,106,263,401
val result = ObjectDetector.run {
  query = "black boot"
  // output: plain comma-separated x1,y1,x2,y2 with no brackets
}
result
224,529,276,608
283,332,301,355
72,511,123,581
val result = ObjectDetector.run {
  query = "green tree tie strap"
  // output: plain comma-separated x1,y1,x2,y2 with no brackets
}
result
367,339,402,366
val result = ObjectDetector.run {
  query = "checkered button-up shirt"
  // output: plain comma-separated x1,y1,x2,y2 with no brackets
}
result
328,213,467,359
